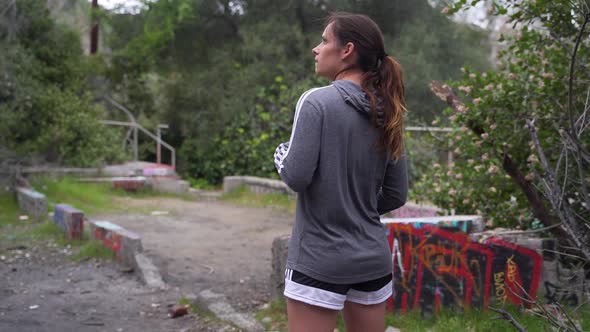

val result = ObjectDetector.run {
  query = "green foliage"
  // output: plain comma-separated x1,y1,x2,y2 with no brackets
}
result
414,1,590,228
0,192,20,227
256,299,584,331
72,240,114,262
0,0,125,166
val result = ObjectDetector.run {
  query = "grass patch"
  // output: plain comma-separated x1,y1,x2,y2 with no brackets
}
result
255,298,288,331
257,300,589,331
30,175,191,215
220,186,295,213
71,240,114,261
0,192,20,227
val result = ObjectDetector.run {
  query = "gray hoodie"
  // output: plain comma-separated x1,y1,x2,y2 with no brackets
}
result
273,80,408,284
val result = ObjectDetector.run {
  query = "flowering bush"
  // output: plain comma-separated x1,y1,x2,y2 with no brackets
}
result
413,0,590,230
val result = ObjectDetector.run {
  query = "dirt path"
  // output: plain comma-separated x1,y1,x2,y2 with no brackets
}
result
94,197,294,313
0,232,235,332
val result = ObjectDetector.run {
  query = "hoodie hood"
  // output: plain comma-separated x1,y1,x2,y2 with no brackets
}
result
333,80,384,127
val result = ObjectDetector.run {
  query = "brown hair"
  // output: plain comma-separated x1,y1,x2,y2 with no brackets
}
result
326,12,406,160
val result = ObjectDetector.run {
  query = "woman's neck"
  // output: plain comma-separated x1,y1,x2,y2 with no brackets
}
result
333,68,364,86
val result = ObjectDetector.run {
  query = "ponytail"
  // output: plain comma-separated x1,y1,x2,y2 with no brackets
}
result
362,56,407,161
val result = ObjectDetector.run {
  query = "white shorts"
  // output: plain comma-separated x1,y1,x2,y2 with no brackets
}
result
283,268,393,310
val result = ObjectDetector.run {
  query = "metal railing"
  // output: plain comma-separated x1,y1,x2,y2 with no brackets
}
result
100,97,176,168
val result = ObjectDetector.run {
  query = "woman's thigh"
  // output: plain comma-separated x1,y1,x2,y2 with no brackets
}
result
342,300,386,332
286,298,339,332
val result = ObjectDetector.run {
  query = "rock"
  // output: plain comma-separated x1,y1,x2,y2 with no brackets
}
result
261,316,272,324
385,327,401,332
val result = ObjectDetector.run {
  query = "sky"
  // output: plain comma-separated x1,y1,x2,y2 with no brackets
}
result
89,0,145,13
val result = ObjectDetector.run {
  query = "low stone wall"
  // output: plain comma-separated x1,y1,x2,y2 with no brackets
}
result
88,220,143,269
53,204,84,240
385,202,441,218
146,178,189,194
270,235,290,300
223,176,295,197
270,216,581,314
16,187,48,222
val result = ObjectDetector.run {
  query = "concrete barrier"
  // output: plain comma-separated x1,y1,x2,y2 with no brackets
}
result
223,176,295,197
16,187,48,222
146,178,189,194
88,220,142,269
270,215,552,314
270,235,290,300
112,177,146,191
53,204,84,240
385,202,441,218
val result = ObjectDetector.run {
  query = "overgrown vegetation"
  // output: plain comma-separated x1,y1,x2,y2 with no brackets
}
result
256,299,590,331
413,1,590,237
0,0,125,167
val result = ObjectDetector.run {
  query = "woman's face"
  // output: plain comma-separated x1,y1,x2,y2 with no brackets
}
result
312,23,344,79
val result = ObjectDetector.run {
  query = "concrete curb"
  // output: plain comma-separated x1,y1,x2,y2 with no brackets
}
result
16,187,48,222
196,289,264,332
134,252,168,290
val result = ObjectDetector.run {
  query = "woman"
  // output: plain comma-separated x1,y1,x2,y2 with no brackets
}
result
273,12,408,332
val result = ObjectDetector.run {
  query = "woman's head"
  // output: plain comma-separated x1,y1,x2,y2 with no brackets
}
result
315,12,407,160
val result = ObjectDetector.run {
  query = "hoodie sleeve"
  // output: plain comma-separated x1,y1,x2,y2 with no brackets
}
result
377,155,408,215
273,97,322,193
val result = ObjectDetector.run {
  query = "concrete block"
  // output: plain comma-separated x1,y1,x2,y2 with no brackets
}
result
16,187,48,222
88,220,142,269
53,204,84,239
197,289,264,332
112,177,146,191
381,215,485,233
134,253,167,289
147,178,189,194
270,235,290,300
386,202,441,218
223,176,295,197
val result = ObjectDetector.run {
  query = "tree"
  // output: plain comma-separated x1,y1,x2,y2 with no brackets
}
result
414,0,589,261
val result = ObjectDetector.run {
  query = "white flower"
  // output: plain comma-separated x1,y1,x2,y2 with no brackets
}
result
449,189,457,196
433,163,441,169
449,115,458,122
473,98,482,105
460,126,469,132
441,6,450,14
527,154,539,163
481,153,489,161
490,187,497,193
481,133,489,140
525,173,535,181
454,147,461,154
447,170,455,177
468,159,475,164
459,86,472,94
463,199,470,205
475,165,483,172
455,173,463,180
484,84,494,91
488,165,499,174
469,73,477,79
490,124,497,130
457,105,468,114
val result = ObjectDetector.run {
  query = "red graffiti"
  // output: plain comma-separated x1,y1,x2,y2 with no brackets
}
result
386,222,540,314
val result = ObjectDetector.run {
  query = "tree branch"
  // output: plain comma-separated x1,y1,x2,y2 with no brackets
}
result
429,81,567,240
488,306,527,332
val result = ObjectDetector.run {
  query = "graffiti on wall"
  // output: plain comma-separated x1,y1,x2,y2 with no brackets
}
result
53,204,84,239
384,222,542,314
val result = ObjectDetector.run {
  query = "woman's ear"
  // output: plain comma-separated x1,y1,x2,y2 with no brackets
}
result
341,42,356,61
